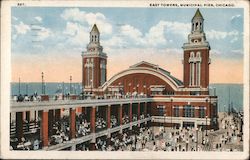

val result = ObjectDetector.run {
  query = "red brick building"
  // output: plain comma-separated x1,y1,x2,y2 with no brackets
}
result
82,9,218,129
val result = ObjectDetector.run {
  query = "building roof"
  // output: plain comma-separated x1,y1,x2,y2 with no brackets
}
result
91,24,100,33
130,61,159,69
192,8,203,20
158,68,183,86
131,61,183,86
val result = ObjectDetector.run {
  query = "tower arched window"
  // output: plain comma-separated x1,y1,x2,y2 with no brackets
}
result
196,51,201,86
91,35,94,42
189,52,195,86
197,52,201,57
190,52,194,57
195,22,198,30
86,58,90,86
95,35,97,42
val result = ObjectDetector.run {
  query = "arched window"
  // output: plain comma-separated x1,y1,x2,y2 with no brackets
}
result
95,35,97,42
195,22,198,30
86,58,90,86
190,52,194,57
196,52,201,57
196,52,201,86
189,52,194,86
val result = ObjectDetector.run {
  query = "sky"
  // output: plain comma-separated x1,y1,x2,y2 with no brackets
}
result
11,7,244,83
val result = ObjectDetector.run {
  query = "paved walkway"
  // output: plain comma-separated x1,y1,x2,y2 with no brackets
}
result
129,112,243,152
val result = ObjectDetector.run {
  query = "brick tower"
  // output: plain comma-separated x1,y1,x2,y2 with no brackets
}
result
82,24,107,96
182,9,211,95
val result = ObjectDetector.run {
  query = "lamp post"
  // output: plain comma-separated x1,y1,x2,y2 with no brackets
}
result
44,83,46,95
186,140,189,151
134,131,137,150
90,79,93,96
201,122,204,141
26,83,28,95
118,82,121,96
171,98,173,129
18,77,21,95
62,81,65,100
205,98,208,136
41,72,44,95
196,127,198,151
164,113,166,133
143,85,146,97
128,83,131,95
136,84,139,94
70,75,72,94
205,115,208,136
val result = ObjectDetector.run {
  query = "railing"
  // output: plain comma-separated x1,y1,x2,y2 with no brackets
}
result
10,94,149,103
45,117,152,151
151,116,210,125
10,97,152,112
10,121,39,137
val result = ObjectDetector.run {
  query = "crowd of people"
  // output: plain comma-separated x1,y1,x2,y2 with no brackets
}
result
49,118,70,145
76,113,90,137
10,137,40,150
13,90,150,103
111,115,118,127
210,113,243,151
13,93,42,102
77,120,90,137
96,117,107,131
132,114,138,121
122,115,130,124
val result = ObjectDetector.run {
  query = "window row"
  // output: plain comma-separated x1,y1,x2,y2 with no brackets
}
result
157,105,206,118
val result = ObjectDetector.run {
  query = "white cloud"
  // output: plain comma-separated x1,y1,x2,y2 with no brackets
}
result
35,16,43,22
231,49,243,54
210,49,222,55
102,36,127,49
230,37,238,43
103,20,190,48
164,21,191,38
210,49,243,55
120,25,143,44
62,22,89,46
12,16,18,21
63,22,80,36
30,25,53,41
14,21,30,34
36,27,53,41
12,34,17,40
144,21,168,46
60,9,191,49
206,29,239,40
61,8,112,35
231,14,241,21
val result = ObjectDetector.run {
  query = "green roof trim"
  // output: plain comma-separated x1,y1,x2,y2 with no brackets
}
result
159,68,183,86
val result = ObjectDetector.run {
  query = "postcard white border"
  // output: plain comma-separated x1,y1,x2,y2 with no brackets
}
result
1,0,249,159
